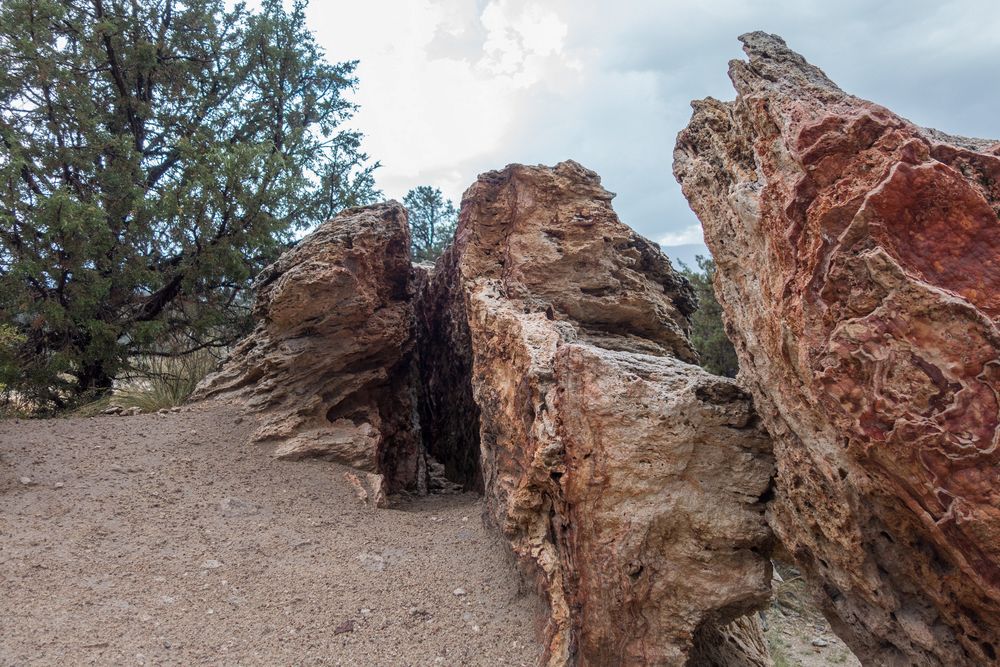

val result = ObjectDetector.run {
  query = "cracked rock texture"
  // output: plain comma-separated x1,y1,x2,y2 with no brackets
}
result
675,32,1000,666
193,202,425,494
427,161,775,665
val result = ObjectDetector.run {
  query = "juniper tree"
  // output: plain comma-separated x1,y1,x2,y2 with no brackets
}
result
403,185,456,262
678,255,739,378
0,0,378,406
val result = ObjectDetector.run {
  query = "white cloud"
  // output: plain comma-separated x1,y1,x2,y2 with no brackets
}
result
295,0,1000,246
659,224,704,247
307,0,579,206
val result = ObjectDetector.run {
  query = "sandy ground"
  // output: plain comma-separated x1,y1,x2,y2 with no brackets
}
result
0,405,541,666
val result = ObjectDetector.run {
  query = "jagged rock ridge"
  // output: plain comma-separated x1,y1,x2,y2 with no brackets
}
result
193,202,425,495
675,31,1000,666
422,161,775,665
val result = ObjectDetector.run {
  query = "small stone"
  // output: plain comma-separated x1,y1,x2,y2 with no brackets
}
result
219,497,260,517
812,638,829,647
201,559,223,570
334,619,355,634
452,587,467,597
54,482,65,489
233,416,243,424
357,551,386,572
18,476,32,486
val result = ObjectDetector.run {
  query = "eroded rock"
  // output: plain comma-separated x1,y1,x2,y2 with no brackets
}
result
675,32,1000,665
426,161,775,665
193,202,425,494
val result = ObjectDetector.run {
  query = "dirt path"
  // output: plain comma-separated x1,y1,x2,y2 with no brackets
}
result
0,405,540,666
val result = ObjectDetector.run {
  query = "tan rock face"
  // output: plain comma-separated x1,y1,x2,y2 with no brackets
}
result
194,202,425,494
675,32,1000,665
425,161,775,665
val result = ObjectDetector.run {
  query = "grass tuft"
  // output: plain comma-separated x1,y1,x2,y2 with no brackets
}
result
112,350,219,412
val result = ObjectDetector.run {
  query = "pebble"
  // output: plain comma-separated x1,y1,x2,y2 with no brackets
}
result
18,477,32,486
452,587,467,597
54,482,65,489
812,637,829,647
201,559,223,569
219,497,260,517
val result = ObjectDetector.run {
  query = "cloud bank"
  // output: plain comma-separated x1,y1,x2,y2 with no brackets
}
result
305,0,1000,262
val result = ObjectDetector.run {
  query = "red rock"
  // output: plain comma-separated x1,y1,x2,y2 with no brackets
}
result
675,31,1000,665
193,203,425,494
425,161,775,665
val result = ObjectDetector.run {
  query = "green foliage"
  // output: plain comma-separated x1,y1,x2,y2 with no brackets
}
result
0,0,378,408
678,255,739,378
403,185,456,262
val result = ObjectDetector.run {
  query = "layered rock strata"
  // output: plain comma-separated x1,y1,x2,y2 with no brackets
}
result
675,32,1000,665
193,202,425,494
424,161,776,665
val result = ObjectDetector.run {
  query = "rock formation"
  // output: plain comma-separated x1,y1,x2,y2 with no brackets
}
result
195,161,781,665
193,202,425,495
675,32,1000,665
423,161,776,665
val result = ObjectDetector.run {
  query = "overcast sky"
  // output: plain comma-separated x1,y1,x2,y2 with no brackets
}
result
302,0,1000,265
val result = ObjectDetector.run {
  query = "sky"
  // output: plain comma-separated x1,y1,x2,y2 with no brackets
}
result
300,0,1000,266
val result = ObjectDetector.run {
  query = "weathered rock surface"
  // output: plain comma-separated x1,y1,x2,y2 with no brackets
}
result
675,32,1000,665
426,161,775,665
193,202,425,494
